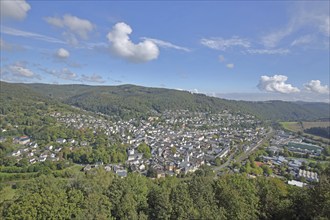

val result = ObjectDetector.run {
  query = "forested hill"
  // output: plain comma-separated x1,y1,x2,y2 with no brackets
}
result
1,81,329,121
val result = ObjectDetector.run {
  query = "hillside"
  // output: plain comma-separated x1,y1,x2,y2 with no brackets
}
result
1,81,329,121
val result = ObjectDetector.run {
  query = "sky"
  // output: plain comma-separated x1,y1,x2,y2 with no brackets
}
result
1,0,329,102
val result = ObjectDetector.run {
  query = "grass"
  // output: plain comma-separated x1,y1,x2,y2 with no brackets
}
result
280,122,302,132
280,121,330,132
302,121,330,129
281,121,330,144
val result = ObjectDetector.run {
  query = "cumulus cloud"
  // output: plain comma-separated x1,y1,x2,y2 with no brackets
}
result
304,80,329,94
1,62,41,82
45,14,94,44
56,48,70,59
191,89,199,94
257,75,300,94
107,22,159,62
9,65,34,78
200,36,251,51
246,48,290,55
1,0,31,21
226,63,234,69
141,38,191,52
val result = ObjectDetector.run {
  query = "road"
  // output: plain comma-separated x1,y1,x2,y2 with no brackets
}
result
212,127,274,172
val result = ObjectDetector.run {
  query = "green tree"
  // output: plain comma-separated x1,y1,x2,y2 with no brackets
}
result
148,185,171,220
170,183,194,219
137,143,151,159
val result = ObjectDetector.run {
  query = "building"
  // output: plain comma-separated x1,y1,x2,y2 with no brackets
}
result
288,180,305,187
288,142,322,155
298,169,319,182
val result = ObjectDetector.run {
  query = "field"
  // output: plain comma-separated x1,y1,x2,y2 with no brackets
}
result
302,121,330,129
280,122,303,132
280,121,330,143
281,121,329,132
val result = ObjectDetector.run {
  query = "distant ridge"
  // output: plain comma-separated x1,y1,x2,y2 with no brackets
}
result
1,81,329,121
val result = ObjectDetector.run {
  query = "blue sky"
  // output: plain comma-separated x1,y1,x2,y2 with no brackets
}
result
1,0,329,102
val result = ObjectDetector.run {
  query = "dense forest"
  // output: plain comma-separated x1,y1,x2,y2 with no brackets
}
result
1,165,329,219
2,81,327,121
304,127,330,139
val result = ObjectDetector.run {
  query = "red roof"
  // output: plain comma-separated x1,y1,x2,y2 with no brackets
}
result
255,161,264,167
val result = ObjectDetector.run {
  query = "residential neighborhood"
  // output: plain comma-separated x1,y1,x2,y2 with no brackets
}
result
2,109,327,186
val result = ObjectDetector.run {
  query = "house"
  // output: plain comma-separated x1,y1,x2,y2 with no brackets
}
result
288,160,302,169
127,153,143,161
116,169,127,178
39,157,47,162
139,164,146,171
80,141,88,146
14,136,31,145
29,142,38,148
254,161,264,167
68,139,76,144
56,138,66,144
156,170,166,178
12,150,21,157
83,164,92,171
104,165,112,172
95,161,103,167
298,169,318,182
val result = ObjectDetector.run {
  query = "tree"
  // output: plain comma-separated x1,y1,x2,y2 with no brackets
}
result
148,185,171,220
214,174,259,220
256,177,290,219
188,176,219,219
137,143,151,159
170,183,194,219
261,165,273,176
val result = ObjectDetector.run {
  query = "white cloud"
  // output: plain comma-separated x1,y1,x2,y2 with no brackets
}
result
56,48,70,59
190,89,199,94
1,0,31,21
1,26,66,44
226,63,234,69
304,80,329,94
261,2,330,48
9,65,34,78
261,27,293,48
107,22,159,62
1,62,40,81
257,75,300,94
246,48,290,55
291,35,314,46
41,67,78,80
214,92,330,103
200,36,251,51
141,38,191,52
45,14,94,44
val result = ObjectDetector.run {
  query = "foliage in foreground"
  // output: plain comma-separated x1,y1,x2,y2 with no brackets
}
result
1,166,329,220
